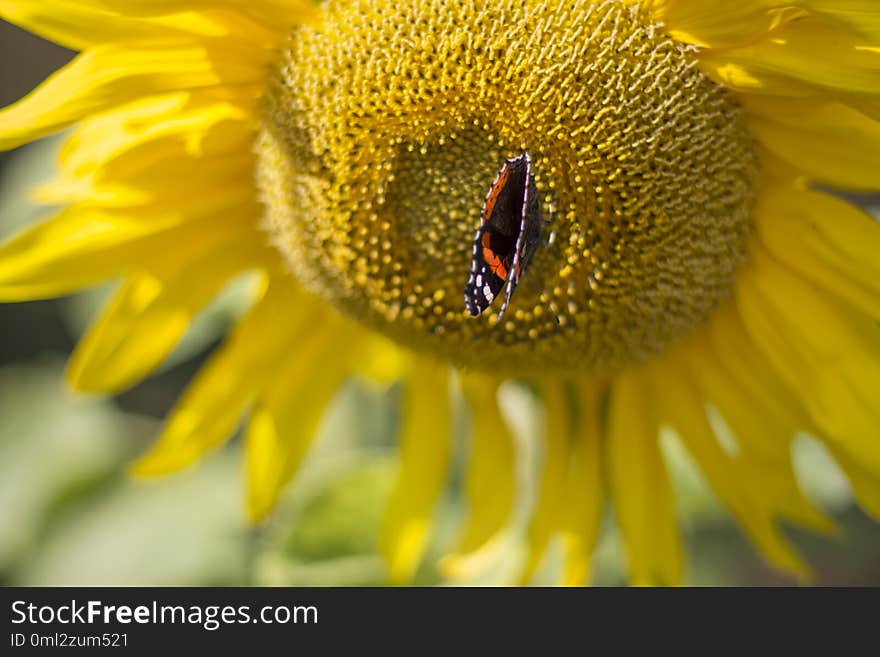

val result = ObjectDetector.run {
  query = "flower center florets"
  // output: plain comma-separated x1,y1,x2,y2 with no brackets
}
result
257,0,758,374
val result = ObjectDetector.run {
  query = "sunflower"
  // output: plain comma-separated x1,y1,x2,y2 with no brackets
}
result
2,0,879,586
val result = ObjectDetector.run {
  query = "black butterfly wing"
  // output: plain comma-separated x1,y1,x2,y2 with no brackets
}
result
464,152,542,320
464,230,508,316
497,164,542,319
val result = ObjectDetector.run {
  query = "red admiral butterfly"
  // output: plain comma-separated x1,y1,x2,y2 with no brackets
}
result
464,152,544,321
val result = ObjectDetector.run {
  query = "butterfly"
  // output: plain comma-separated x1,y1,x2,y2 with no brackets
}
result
464,151,544,321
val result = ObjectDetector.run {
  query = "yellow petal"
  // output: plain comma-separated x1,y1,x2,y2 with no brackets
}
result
0,208,173,300
687,330,835,536
0,0,163,50
38,159,254,208
350,333,409,385
826,446,880,521
705,304,808,455
55,93,252,182
381,357,452,583
449,372,516,556
853,96,880,123
131,278,314,476
0,200,255,300
39,160,254,208
0,0,266,50
755,185,880,318
698,18,880,97
0,42,265,150
519,381,571,585
661,0,880,48
67,235,264,393
559,379,605,586
649,355,812,579
34,96,257,209
608,368,682,586
89,0,318,28
745,98,880,190
736,248,880,478
661,1,805,48
246,314,356,521
704,309,853,540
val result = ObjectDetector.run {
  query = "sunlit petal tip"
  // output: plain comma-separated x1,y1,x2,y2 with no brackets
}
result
437,534,508,581
516,546,546,588
64,358,106,395
517,381,574,585
451,373,517,561
380,358,452,583
827,447,880,522
794,502,841,539
128,437,203,479
63,288,188,395
244,502,271,527
382,519,430,585
609,369,684,587
244,321,356,522
781,553,813,585
560,551,590,587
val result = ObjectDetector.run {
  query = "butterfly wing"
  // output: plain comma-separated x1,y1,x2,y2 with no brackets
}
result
464,152,542,320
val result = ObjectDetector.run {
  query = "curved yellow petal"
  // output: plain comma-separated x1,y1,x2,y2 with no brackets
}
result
40,93,256,210
0,42,265,150
608,368,682,586
755,186,880,318
745,99,880,190
449,372,516,557
381,356,452,583
67,236,264,393
349,333,409,385
40,160,254,208
0,0,162,50
698,18,880,98
246,314,356,521
0,208,173,300
31,93,255,210
725,285,880,523
826,446,880,521
89,0,318,27
520,381,571,585
661,1,805,48
736,248,880,478
649,355,812,579
55,94,252,181
661,0,880,48
854,96,880,123
68,275,183,393
705,305,808,451
687,329,835,536
0,0,260,50
559,380,605,586
0,199,256,300
131,278,314,476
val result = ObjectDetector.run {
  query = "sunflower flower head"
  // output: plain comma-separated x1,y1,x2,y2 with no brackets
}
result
260,0,758,373
1,0,879,586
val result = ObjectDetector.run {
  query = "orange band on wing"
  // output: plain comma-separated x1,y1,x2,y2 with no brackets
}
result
481,166,511,223
481,232,509,280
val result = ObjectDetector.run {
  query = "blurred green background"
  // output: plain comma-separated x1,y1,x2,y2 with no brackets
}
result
1,20,879,587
